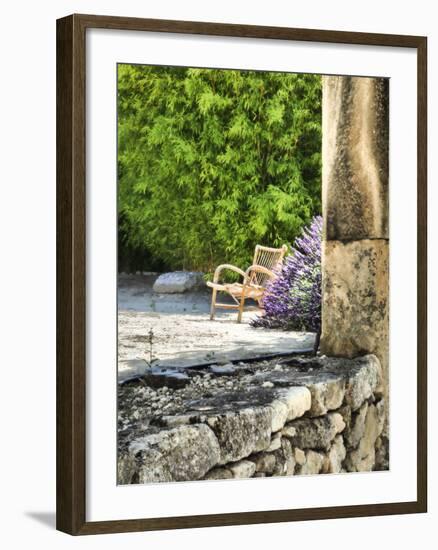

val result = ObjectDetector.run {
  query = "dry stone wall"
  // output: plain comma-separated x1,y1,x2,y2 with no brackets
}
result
118,355,386,484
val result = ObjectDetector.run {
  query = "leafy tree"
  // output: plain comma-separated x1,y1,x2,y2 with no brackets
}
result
118,65,321,273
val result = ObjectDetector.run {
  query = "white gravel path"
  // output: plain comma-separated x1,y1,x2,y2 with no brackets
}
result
118,274,315,363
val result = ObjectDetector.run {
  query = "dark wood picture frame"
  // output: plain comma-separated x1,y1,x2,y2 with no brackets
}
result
56,13,427,536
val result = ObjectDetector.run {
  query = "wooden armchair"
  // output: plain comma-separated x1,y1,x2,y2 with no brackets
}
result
206,244,288,323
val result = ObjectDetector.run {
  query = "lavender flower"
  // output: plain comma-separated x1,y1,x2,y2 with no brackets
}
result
252,216,322,334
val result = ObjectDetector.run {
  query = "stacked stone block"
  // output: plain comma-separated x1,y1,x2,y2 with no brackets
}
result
320,76,389,466
118,355,386,484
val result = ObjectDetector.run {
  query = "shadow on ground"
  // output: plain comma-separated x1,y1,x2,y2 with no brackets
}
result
25,511,56,529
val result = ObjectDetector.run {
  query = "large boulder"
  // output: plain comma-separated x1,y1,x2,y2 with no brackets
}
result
153,271,204,293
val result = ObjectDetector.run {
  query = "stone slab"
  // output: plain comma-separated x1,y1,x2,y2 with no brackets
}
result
251,354,381,416
151,344,314,370
321,239,388,384
118,359,151,384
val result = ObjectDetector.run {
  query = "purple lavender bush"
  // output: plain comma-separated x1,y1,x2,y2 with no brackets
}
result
251,216,322,345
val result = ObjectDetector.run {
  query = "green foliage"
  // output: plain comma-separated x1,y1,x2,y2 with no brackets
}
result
118,65,321,273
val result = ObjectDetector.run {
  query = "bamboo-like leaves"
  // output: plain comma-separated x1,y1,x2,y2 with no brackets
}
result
118,64,321,273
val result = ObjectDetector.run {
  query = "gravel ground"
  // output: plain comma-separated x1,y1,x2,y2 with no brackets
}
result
118,273,314,363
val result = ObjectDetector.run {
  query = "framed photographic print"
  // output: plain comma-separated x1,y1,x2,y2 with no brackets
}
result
56,14,427,535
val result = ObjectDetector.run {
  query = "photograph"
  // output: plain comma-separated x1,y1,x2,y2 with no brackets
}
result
116,64,390,485
0,0,430,544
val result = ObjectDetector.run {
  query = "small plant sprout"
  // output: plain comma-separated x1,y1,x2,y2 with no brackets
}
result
147,328,155,365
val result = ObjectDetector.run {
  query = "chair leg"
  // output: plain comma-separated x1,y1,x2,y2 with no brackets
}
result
237,288,246,323
210,288,217,320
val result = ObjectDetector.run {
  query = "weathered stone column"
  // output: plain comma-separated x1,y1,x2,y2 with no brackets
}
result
320,76,389,466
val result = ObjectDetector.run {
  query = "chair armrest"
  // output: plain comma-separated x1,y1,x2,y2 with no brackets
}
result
245,264,276,280
213,264,247,283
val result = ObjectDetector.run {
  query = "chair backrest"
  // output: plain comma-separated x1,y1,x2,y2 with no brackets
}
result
251,244,288,287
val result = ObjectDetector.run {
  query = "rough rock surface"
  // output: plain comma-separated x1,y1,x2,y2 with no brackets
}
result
251,354,381,416
266,432,282,452
250,452,277,475
374,435,390,471
298,450,325,475
117,453,138,485
118,353,387,484
272,437,296,476
207,407,272,464
125,424,220,483
322,76,389,241
306,379,345,417
321,75,389,469
203,466,233,480
228,459,257,479
290,413,345,451
321,241,388,368
323,435,347,473
153,271,204,293
320,239,389,464
343,402,368,449
269,387,312,431
344,400,385,472
294,448,306,466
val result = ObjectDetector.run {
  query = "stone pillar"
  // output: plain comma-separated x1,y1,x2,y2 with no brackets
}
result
320,76,389,465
